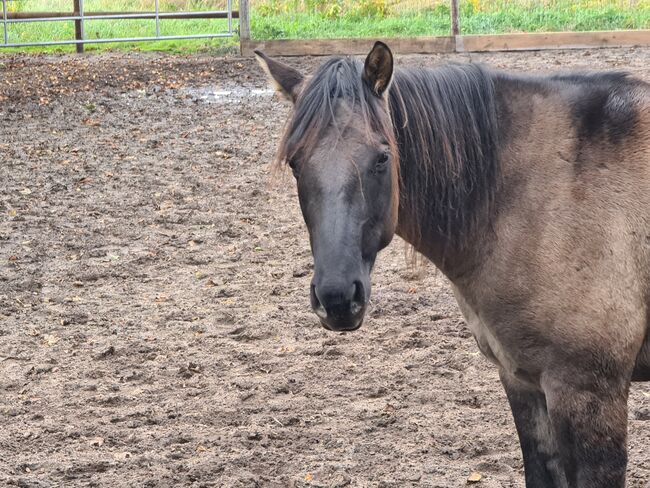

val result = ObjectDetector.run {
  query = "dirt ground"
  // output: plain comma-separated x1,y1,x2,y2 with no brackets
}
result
1,46,649,488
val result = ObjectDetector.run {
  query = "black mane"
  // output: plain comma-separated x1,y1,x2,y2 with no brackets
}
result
277,57,394,167
389,64,500,245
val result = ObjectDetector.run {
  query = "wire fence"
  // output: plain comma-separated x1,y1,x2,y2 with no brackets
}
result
248,0,649,39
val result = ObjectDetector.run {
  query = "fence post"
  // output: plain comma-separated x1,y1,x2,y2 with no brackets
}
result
73,0,84,53
2,0,8,46
450,0,460,36
239,0,250,54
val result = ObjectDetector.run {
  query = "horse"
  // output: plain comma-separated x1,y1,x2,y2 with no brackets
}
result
255,42,650,487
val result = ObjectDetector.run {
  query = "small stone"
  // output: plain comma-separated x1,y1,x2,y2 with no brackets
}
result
89,436,104,447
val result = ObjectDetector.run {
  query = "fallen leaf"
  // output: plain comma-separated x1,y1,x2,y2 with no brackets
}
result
83,118,101,127
304,473,313,482
467,472,482,483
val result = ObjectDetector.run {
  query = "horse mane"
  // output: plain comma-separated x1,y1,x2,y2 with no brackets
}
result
276,57,500,248
389,64,500,247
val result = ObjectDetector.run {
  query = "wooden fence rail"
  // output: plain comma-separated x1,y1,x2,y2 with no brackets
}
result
240,30,650,57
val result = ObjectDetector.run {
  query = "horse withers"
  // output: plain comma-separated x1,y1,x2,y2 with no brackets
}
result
256,42,650,487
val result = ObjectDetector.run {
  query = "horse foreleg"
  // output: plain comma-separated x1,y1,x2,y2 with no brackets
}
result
500,371,568,488
542,373,629,488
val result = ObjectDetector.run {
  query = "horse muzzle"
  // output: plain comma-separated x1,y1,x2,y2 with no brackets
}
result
318,311,365,332
310,280,367,332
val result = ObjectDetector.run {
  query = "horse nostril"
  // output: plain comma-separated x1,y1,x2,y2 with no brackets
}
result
310,284,328,319
352,280,364,304
350,281,365,315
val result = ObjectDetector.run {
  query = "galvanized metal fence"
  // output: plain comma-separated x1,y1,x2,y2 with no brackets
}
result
1,0,237,51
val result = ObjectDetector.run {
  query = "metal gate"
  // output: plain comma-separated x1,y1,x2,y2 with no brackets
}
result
1,0,236,50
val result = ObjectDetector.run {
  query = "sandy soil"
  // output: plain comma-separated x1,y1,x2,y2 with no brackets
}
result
1,46,649,488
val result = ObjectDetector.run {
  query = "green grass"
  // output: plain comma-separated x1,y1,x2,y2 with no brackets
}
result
1,0,649,53
251,6,452,39
252,1,650,39
4,18,239,54
1,0,240,53
459,1,650,34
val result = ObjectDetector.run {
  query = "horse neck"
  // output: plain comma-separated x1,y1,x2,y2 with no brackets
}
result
388,65,501,278
394,194,486,279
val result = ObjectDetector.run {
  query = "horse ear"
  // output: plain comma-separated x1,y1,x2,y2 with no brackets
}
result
363,41,393,97
254,50,305,103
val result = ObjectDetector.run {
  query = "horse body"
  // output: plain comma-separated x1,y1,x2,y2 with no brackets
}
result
256,44,650,487
398,71,650,486
406,71,650,385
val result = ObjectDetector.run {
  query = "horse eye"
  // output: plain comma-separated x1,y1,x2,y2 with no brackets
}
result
375,152,389,173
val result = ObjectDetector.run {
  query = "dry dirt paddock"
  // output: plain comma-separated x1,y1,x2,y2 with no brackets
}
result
1,46,649,488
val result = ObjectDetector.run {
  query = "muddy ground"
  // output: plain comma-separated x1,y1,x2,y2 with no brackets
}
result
1,47,649,488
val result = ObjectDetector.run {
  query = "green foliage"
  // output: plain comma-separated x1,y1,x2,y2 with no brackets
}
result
350,0,389,19
251,0,649,39
1,0,649,53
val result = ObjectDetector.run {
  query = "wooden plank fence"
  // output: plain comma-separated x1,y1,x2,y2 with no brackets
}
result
237,0,650,56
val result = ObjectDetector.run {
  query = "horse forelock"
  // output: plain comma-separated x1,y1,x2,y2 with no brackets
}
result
275,57,398,173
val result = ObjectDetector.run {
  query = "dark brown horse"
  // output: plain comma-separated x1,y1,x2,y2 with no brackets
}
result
256,42,650,487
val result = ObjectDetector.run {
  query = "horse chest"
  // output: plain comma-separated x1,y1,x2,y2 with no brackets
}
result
451,286,519,375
